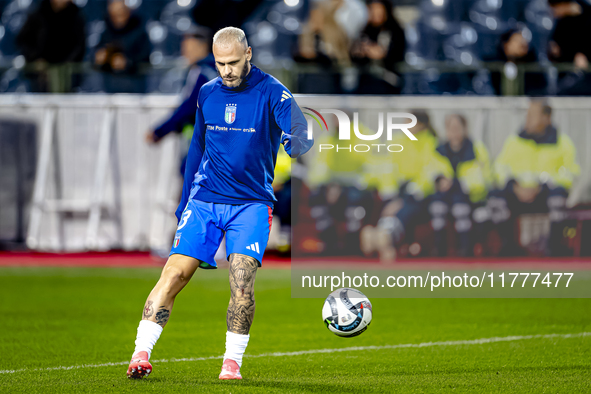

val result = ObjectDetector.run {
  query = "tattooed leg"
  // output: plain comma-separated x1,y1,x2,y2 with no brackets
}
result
130,254,202,372
141,253,202,327
220,253,258,373
227,253,259,334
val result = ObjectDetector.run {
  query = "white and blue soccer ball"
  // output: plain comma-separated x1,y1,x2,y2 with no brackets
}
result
322,288,372,337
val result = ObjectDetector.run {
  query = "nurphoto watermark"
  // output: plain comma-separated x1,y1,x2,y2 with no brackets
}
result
302,108,417,153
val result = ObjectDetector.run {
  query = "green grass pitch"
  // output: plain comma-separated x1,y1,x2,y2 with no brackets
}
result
0,265,590,393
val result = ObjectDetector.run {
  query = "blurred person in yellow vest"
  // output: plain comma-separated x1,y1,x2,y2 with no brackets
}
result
307,115,379,255
425,114,492,256
308,122,369,187
487,99,580,256
360,110,440,261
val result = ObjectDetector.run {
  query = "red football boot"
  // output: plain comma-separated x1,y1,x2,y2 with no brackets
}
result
219,359,242,380
127,351,152,379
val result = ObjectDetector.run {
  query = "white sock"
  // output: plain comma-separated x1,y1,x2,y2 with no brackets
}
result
223,331,250,367
133,320,163,359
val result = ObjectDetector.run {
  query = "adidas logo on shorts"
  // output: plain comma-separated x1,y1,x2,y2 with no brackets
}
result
246,242,260,253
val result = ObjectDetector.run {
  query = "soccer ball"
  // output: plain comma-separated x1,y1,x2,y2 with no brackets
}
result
322,288,372,337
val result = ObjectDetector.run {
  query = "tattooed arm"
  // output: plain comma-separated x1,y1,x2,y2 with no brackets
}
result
227,253,259,335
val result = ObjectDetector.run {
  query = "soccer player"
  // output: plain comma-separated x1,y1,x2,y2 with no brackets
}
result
126,27,313,380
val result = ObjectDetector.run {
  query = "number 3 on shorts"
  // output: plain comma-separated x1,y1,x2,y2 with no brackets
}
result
178,210,192,230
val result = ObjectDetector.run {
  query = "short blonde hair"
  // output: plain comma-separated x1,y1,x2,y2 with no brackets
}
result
213,27,248,50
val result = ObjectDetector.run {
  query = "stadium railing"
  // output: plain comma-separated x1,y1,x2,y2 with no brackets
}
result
1,61,590,95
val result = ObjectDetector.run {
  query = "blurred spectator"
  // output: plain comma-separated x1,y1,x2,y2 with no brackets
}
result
350,0,404,93
146,26,217,174
491,28,545,95
426,114,492,256
334,0,369,41
94,0,151,93
296,0,351,67
548,0,591,65
488,99,580,256
295,0,354,93
360,110,440,261
16,0,86,92
497,28,537,63
351,0,405,72
548,0,591,94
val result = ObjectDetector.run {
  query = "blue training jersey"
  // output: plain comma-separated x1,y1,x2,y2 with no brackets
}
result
175,64,313,221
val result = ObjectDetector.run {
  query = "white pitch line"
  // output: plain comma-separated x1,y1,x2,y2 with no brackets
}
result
1,332,589,375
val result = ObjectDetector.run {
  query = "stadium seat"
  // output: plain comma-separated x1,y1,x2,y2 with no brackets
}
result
416,19,462,61
524,0,554,61
0,0,35,57
0,67,30,92
160,0,195,36
469,0,525,23
245,0,309,67
77,71,104,93
469,0,514,60
79,0,107,23
419,0,474,23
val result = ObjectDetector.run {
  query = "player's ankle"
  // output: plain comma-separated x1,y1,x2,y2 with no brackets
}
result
223,331,250,367
133,320,163,359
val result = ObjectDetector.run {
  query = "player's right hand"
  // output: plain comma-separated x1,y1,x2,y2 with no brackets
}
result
145,131,161,145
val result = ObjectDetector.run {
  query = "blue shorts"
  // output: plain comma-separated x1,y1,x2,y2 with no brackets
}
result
170,199,273,269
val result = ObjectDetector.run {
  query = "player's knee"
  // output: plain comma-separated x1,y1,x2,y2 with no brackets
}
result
160,266,189,289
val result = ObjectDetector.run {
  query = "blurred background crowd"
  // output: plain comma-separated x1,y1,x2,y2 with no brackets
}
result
290,99,584,260
1,0,591,95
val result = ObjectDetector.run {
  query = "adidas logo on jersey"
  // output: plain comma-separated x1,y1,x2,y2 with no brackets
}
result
246,242,260,253
281,90,292,102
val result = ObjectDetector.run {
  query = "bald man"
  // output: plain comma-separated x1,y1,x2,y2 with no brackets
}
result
127,27,313,380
